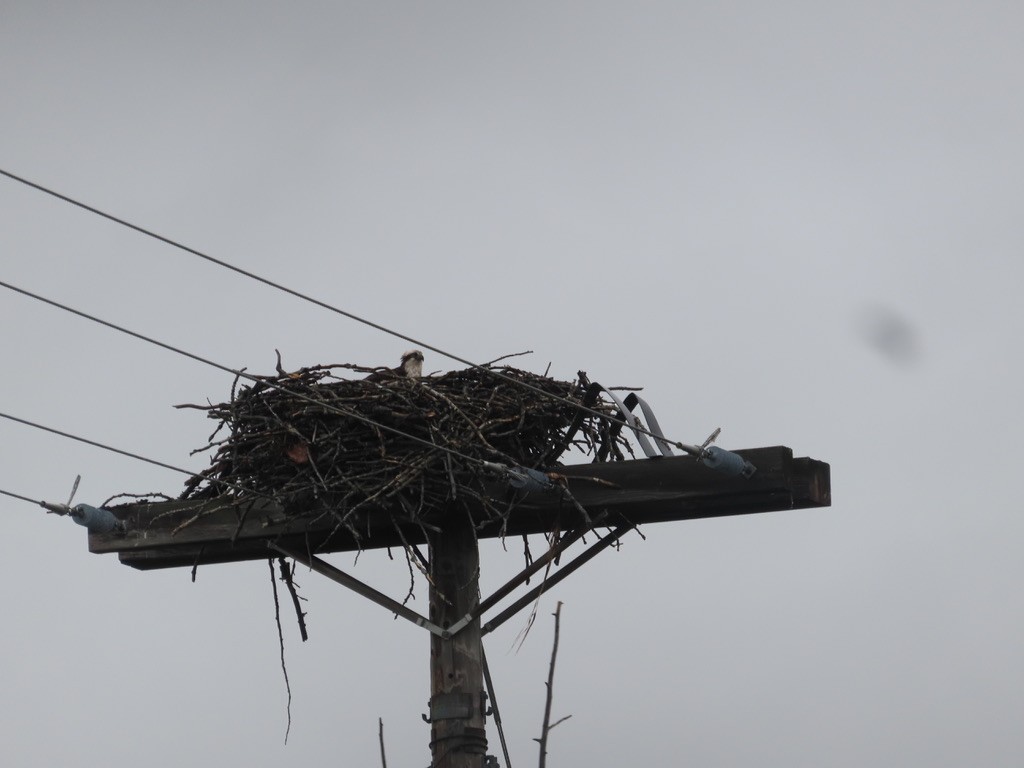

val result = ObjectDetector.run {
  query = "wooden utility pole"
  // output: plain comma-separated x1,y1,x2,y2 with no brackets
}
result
428,516,488,766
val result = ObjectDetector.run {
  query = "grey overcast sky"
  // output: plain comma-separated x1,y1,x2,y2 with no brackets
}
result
2,2,1022,766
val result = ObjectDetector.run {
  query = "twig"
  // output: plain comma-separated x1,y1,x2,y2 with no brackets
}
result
278,557,309,642
190,545,205,583
269,558,293,744
484,350,534,366
535,601,568,768
548,714,572,731
101,490,174,506
378,717,388,768
512,529,559,652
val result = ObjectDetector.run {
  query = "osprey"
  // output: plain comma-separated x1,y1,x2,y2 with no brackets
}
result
364,350,424,382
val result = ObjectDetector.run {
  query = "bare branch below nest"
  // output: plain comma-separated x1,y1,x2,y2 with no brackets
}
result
269,558,293,744
535,601,569,768
278,557,309,642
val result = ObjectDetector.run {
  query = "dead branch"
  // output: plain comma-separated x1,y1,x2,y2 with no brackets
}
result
484,349,534,366
536,601,568,768
100,491,174,506
269,558,293,744
278,557,309,642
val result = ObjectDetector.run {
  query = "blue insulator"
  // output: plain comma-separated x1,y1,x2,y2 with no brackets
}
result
702,446,757,478
506,466,554,492
70,504,120,533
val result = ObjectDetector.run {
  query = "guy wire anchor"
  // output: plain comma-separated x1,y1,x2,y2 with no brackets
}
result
40,474,123,533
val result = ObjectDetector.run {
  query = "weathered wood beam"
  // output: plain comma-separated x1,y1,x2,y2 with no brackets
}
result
88,446,829,570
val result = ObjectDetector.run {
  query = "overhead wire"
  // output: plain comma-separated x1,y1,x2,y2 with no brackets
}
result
0,279,518,473
1,408,201,477
0,170,652,755
0,487,42,506
0,409,279,501
0,167,706,456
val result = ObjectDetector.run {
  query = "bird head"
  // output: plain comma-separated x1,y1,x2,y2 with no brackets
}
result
401,349,424,377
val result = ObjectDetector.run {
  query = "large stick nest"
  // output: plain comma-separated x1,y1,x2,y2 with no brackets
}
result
177,357,632,528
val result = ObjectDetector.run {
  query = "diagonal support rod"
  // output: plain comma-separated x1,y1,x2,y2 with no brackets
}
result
275,523,632,642
474,524,594,621
481,524,633,636
482,643,513,768
440,523,599,639
271,543,449,638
